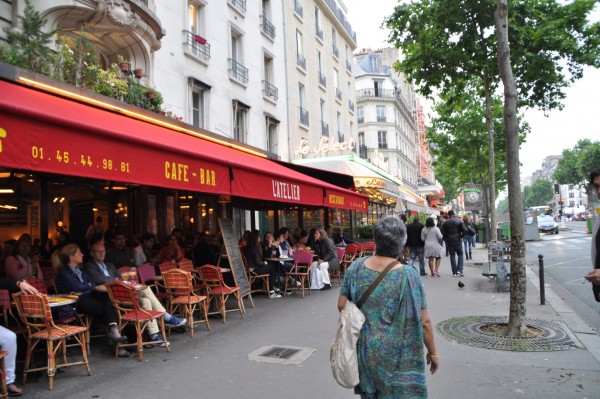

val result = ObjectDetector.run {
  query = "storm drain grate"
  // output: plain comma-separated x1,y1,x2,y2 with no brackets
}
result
248,345,316,366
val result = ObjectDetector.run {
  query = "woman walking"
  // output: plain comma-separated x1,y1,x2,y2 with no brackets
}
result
422,217,444,277
338,216,438,398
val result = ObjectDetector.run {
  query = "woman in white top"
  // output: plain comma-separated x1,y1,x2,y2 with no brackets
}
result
421,217,444,277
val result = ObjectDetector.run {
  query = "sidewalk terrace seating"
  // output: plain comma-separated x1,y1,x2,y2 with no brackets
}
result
285,251,313,297
13,292,91,390
162,268,210,337
106,281,170,360
197,265,244,324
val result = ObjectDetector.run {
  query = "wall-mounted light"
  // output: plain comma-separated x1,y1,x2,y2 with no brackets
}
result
0,188,14,194
0,204,17,209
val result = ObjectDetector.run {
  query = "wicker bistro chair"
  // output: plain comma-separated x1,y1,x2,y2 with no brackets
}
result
0,290,20,334
330,247,345,286
197,265,244,324
361,241,376,257
241,254,270,301
137,263,170,304
161,269,210,337
177,258,206,294
285,251,313,297
0,350,7,398
340,243,360,274
105,281,169,361
12,292,91,390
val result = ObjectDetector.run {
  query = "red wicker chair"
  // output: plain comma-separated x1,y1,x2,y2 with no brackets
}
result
105,281,169,361
285,251,313,297
197,265,243,323
13,292,91,390
0,350,7,398
241,254,270,304
162,269,210,337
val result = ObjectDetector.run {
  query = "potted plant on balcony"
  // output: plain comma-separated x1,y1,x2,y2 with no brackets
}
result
133,68,143,78
117,55,130,73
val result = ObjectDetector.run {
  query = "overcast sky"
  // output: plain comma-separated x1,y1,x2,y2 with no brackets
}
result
343,0,600,179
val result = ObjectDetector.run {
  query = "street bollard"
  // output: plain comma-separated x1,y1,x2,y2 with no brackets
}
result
538,254,545,305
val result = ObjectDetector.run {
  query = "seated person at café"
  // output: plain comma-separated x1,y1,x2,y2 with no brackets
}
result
261,232,278,259
310,228,339,291
54,244,128,346
158,234,184,264
305,228,317,250
105,232,135,267
333,227,354,246
5,238,44,280
243,231,280,298
83,241,186,343
274,229,301,288
133,233,157,267
193,234,219,266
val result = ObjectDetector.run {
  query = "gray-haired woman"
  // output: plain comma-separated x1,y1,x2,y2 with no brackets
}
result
338,216,438,398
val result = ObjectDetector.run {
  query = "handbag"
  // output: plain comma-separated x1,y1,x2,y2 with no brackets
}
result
330,259,400,388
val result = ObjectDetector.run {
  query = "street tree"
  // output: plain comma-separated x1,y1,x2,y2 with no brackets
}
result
426,82,516,215
523,179,554,208
387,0,600,337
385,0,600,241
554,139,600,199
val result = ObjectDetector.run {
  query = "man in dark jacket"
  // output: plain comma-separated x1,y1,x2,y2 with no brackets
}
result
441,210,467,277
406,216,426,276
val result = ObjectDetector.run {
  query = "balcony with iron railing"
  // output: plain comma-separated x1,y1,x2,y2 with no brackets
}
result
296,52,306,70
356,88,414,121
337,131,345,142
321,121,329,136
332,45,339,59
294,0,303,19
346,59,352,72
299,106,309,126
335,88,342,101
315,25,324,41
348,99,355,112
228,0,246,15
182,30,211,62
261,15,276,39
323,0,357,43
377,114,386,122
318,72,327,87
357,116,364,123
262,80,278,101
228,58,249,84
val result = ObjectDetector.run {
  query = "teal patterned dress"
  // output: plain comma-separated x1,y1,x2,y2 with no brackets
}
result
341,257,428,398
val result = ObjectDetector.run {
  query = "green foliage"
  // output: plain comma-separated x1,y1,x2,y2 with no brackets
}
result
522,179,554,208
496,197,509,215
385,0,600,112
554,139,600,196
357,225,373,239
0,1,164,114
0,0,57,74
426,82,512,196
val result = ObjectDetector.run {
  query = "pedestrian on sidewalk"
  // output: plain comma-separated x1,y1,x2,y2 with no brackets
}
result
441,210,466,277
422,217,444,277
338,216,438,398
462,214,476,260
406,216,426,276
584,170,600,300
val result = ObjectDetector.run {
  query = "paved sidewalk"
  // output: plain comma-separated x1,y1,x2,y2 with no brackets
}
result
20,246,600,399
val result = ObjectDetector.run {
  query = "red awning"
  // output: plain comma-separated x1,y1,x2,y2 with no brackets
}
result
0,80,367,211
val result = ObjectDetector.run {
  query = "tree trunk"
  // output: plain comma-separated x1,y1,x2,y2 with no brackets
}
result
495,0,527,336
484,79,497,241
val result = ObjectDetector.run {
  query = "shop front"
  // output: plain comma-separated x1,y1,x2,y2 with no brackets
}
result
0,73,367,248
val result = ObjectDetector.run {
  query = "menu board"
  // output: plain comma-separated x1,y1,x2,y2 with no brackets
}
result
218,218,250,297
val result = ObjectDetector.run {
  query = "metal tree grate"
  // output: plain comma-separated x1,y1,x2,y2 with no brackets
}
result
260,347,301,360
436,316,581,352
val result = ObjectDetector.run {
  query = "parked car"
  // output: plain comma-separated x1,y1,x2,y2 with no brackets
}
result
538,215,559,234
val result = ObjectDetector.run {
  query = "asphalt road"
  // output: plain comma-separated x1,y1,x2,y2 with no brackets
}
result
525,220,600,333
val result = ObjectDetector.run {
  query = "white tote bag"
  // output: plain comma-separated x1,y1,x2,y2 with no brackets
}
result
330,299,365,388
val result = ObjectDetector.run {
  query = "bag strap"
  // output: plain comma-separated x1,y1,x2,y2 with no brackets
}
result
356,259,400,309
